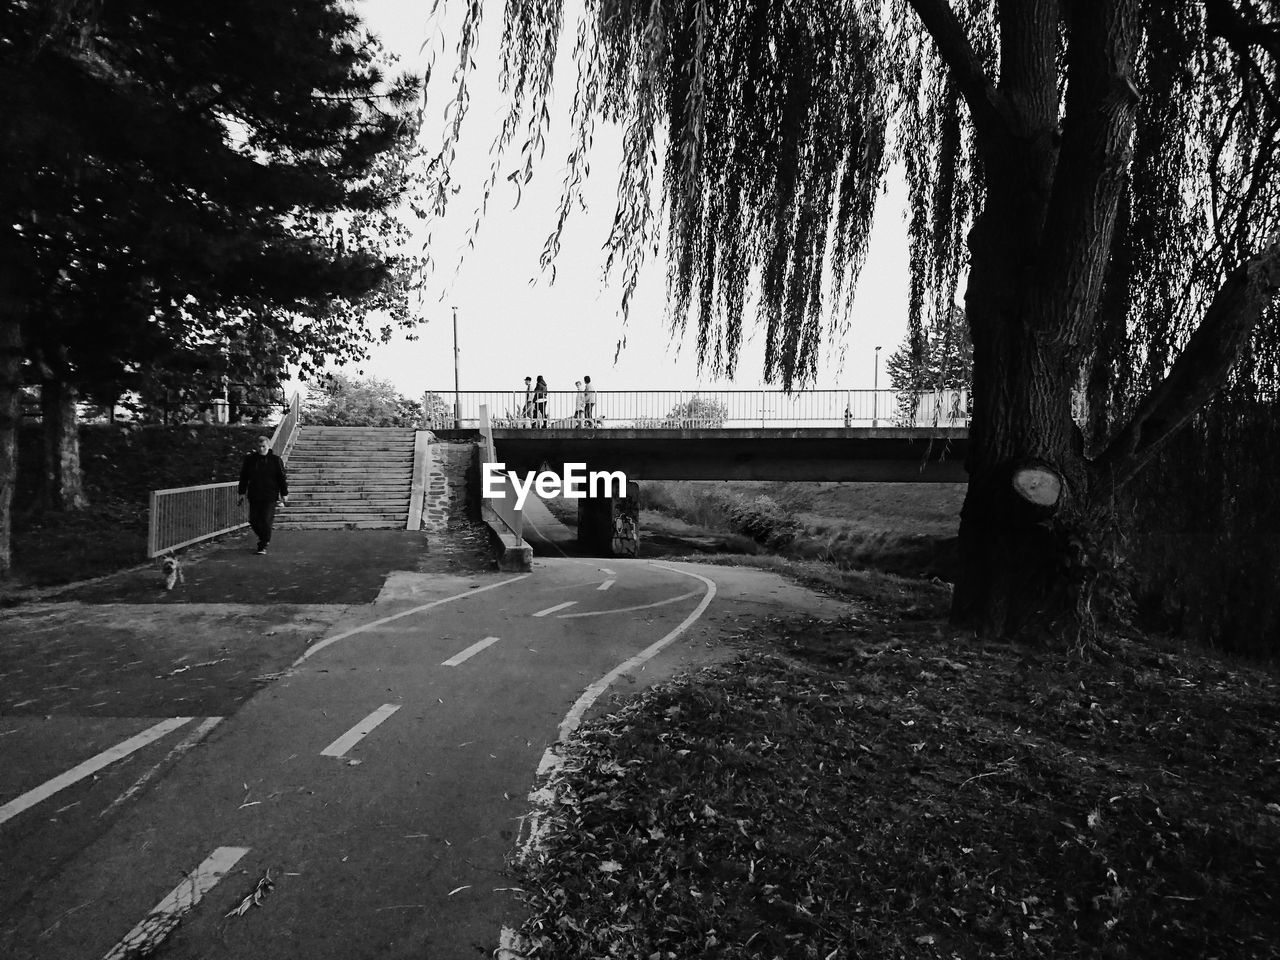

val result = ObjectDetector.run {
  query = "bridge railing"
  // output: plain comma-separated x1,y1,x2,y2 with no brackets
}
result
425,389,970,430
146,392,300,558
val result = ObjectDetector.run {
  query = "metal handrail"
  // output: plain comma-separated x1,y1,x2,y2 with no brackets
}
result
423,388,971,430
478,404,524,541
146,392,301,558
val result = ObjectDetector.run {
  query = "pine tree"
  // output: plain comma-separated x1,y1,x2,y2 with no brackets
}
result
0,0,421,569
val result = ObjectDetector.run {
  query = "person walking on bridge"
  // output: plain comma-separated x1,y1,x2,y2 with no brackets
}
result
533,375,549,426
519,376,535,419
238,434,288,555
582,375,596,424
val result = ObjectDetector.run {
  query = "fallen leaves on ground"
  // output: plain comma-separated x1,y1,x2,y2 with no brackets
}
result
224,869,274,919
512,615,1280,959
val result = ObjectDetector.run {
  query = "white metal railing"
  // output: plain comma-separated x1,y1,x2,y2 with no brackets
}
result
425,389,970,430
147,393,301,558
478,404,525,541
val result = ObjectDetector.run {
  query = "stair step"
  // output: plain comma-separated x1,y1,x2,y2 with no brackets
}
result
292,451,415,455
290,471,409,478
288,505,410,512
290,483,409,491
290,452,414,459
290,456,414,462
292,439,416,445
279,514,407,523
291,492,410,501
277,520,408,530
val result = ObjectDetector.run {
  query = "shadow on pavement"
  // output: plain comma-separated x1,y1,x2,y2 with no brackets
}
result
51,526,494,606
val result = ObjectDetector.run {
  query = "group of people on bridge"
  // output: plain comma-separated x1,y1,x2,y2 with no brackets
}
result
520,375,598,427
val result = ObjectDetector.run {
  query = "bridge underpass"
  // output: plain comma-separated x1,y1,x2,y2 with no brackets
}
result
470,424,970,558
487,426,968,483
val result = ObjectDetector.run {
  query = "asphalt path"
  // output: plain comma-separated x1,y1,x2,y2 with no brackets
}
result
0,521,846,958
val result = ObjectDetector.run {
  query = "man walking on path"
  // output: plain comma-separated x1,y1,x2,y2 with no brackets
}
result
238,435,288,554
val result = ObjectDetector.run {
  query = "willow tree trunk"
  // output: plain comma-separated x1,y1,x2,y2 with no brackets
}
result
952,239,1090,639
0,314,21,579
949,172,1091,640
40,377,87,511
938,0,1139,641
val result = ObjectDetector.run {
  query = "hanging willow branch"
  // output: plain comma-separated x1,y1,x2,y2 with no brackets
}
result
420,0,1280,406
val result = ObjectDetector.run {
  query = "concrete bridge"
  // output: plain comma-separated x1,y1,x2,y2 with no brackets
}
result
432,387,969,481
482,425,967,482
431,389,971,565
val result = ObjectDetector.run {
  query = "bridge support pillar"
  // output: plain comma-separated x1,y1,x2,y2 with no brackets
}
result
577,480,640,556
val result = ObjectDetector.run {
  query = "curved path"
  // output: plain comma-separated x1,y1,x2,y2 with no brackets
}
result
0,534,845,959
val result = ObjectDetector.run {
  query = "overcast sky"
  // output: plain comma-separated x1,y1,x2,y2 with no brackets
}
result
298,0,913,400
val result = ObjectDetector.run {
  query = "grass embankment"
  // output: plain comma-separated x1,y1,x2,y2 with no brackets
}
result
641,480,966,578
515,577,1280,958
10,424,264,586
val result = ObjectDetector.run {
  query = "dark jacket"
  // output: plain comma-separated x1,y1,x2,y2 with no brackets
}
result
239,451,288,501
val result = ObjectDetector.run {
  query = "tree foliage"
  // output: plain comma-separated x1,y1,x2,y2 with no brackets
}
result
886,305,972,392
302,373,425,427
6,0,421,395
0,0,422,571
664,396,730,426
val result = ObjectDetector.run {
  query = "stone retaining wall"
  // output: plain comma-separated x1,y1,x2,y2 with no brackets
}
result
421,440,477,534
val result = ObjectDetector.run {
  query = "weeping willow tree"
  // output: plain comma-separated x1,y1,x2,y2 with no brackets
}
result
423,0,1280,642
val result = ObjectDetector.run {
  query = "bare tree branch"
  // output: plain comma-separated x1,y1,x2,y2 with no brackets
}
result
1093,239,1280,494
1207,0,1280,64
904,0,1011,140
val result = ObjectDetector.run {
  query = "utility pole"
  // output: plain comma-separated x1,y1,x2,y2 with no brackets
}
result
452,306,461,429
872,345,882,427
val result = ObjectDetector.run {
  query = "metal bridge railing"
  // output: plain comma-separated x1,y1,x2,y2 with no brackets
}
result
147,392,301,558
426,389,970,430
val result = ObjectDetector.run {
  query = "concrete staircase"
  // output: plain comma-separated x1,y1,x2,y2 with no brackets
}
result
278,426,417,529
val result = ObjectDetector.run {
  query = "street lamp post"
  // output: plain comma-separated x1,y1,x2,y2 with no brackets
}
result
452,305,461,429
872,345,882,427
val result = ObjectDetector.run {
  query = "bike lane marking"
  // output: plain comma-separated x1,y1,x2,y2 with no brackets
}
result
320,704,402,758
503,562,719,953
293,574,530,667
597,579,615,591
100,846,249,960
532,601,576,618
441,636,501,667
0,717,193,827
557,589,701,619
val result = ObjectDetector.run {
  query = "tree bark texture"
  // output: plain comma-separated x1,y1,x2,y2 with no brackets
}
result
0,313,21,579
949,0,1140,641
40,376,87,511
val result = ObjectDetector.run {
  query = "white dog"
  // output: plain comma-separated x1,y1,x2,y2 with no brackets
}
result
160,554,184,591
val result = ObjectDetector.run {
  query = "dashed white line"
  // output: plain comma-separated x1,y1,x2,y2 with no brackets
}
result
441,636,501,667
0,717,193,827
532,601,577,618
321,704,402,758
597,579,615,591
600,568,616,576
101,846,249,960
